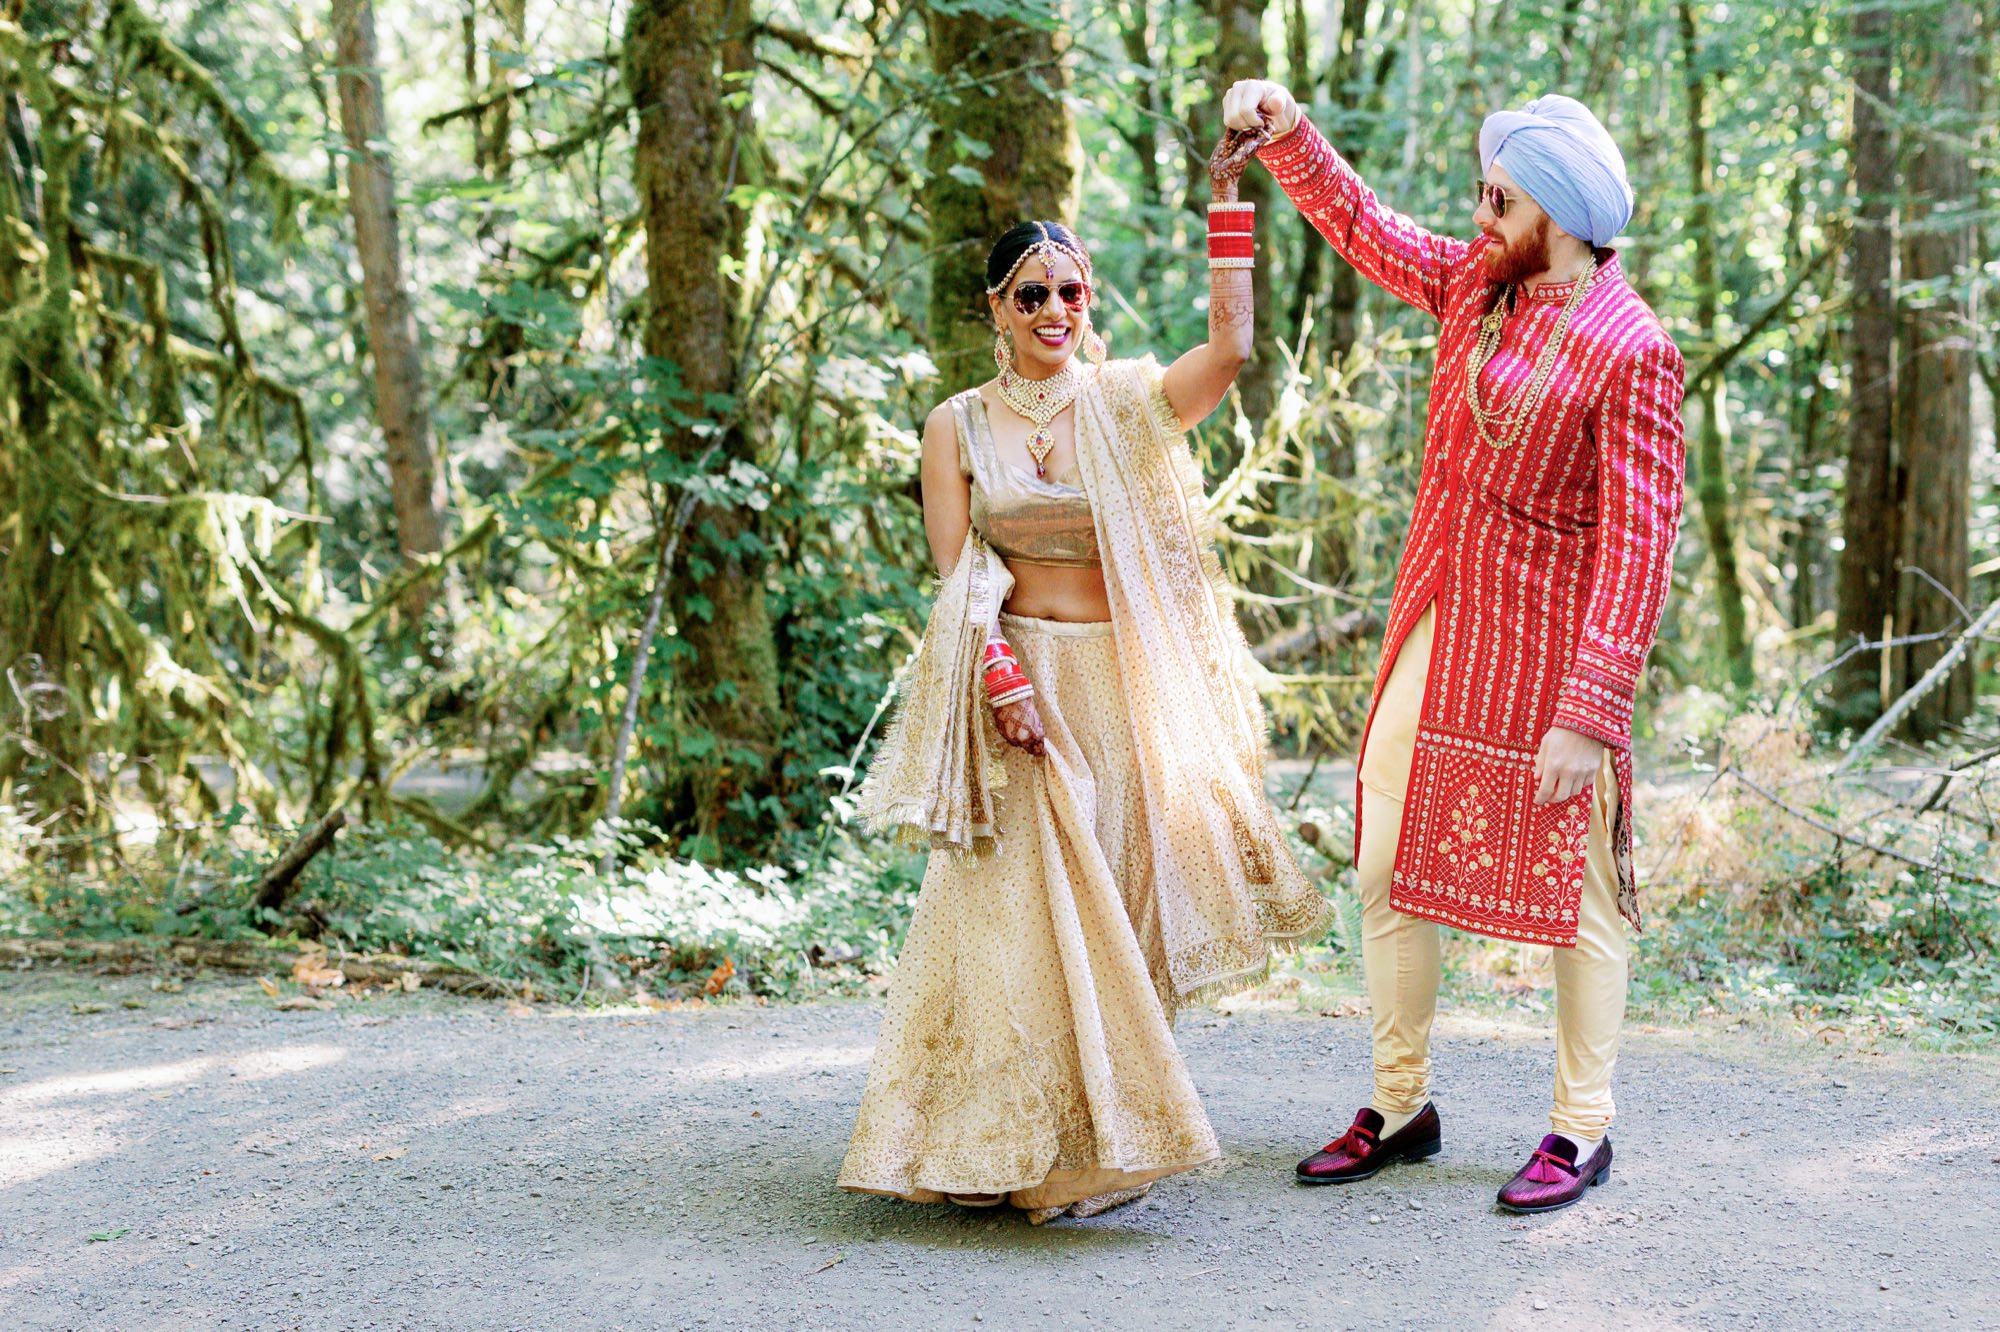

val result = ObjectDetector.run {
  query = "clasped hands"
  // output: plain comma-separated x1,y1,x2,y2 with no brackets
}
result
1208,80,1298,197
1220,79,1303,144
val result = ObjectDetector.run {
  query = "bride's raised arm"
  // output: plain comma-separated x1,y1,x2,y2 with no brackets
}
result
1159,127,1269,430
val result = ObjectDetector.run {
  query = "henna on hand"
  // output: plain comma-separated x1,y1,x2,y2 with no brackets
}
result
995,697,1046,757
1208,126,1269,198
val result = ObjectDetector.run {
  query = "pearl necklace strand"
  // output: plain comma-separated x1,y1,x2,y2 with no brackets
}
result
1464,258,1599,451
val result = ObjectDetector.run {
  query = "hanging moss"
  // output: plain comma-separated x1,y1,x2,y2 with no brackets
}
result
0,9,341,849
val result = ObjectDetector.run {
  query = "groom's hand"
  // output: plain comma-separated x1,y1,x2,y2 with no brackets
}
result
1222,79,1301,140
1532,726,1605,807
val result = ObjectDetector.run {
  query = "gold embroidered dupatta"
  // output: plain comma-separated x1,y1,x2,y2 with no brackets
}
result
858,357,1329,997
855,528,1014,854
1074,357,1329,998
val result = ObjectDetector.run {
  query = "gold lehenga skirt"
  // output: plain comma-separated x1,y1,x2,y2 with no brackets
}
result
837,613,1221,1212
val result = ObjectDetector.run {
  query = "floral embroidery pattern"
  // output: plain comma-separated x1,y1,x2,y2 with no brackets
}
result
1437,783,1497,873
1529,799,1591,895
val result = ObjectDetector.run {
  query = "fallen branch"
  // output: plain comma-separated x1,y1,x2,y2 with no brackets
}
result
599,456,715,874
1839,599,2000,773
1730,771,2000,890
251,808,348,913
0,938,511,996
1251,608,1382,668
388,793,499,854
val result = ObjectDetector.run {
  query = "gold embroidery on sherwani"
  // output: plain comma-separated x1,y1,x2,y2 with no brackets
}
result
839,357,1331,1211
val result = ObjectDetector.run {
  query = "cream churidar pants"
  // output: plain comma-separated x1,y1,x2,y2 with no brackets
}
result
1356,603,1627,1139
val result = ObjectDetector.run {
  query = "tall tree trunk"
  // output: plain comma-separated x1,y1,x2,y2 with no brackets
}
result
467,0,528,405
1789,328,1827,627
1207,0,1276,430
332,0,447,608
1678,0,1752,688
627,0,781,856
1315,0,1383,363
1832,0,1898,725
1891,1,1976,737
1116,0,1168,299
1283,0,1334,341
924,3,1080,396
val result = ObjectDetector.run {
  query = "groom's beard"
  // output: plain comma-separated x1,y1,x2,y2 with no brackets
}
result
1484,214,1554,286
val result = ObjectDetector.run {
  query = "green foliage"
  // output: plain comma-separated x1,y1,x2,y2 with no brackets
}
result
2,815,924,1001
3,0,1996,1040
1627,861,2000,1046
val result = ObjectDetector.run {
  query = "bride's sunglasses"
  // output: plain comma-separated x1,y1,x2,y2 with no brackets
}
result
1009,280,1091,317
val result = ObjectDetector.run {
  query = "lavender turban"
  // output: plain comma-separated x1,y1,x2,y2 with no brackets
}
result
1478,95,1633,247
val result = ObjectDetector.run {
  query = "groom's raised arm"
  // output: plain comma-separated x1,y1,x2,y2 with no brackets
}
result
1260,124,1464,321
1226,81,1467,323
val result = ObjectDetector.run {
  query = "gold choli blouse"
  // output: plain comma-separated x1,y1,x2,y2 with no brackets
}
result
953,389,1101,569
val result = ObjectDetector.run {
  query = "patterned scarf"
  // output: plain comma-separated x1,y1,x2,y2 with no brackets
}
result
859,357,1329,999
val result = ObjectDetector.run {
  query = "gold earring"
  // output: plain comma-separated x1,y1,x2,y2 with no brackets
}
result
993,331,1013,372
1084,325,1108,365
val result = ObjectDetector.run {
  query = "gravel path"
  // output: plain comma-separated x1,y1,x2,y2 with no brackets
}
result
2,969,1995,1331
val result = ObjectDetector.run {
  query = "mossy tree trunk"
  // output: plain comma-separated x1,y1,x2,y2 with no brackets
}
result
627,0,782,857
923,2,1080,397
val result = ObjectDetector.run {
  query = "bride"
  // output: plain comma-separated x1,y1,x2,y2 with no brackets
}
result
838,130,1329,1223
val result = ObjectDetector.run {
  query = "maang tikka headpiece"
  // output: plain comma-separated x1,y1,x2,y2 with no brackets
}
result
984,222,1095,296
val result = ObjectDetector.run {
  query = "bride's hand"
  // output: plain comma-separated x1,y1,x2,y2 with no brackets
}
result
995,697,1046,757
1209,127,1269,199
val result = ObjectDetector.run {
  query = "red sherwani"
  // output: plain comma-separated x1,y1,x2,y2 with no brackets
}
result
1260,121,1687,946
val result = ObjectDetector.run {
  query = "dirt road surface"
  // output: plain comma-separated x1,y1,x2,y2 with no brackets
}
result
2,971,1995,1330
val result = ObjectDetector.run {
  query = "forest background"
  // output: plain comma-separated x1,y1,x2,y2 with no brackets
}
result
1,0,1996,1044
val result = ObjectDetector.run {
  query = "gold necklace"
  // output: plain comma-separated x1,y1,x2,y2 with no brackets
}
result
997,359,1087,477
1464,258,1599,450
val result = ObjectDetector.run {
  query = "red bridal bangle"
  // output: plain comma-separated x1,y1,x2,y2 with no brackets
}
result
1208,202,1256,234
1208,203,1255,268
985,670,1033,707
982,638,1033,707
988,682,1034,709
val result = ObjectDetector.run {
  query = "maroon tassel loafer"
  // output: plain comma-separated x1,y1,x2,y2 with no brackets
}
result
1295,1103,1442,1184
1496,1134,1612,1213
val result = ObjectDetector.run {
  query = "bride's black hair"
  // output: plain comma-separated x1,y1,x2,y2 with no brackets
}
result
984,221,1091,293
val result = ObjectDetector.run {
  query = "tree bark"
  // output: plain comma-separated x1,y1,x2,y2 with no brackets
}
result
1831,0,1898,725
1206,0,1277,430
923,3,1080,396
1678,0,1752,688
1890,1,1976,737
1115,1,1167,298
1317,0,1394,362
627,0,782,856
332,0,447,604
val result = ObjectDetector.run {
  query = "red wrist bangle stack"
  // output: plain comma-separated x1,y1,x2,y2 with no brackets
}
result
982,639,1034,709
1208,202,1255,269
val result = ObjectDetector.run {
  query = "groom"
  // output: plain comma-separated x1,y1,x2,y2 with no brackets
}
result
1224,80,1686,1213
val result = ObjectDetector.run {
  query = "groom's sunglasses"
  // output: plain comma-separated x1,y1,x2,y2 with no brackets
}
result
1010,280,1091,317
1475,181,1521,218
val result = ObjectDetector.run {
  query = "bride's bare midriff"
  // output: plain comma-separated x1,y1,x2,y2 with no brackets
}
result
1003,561,1111,623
